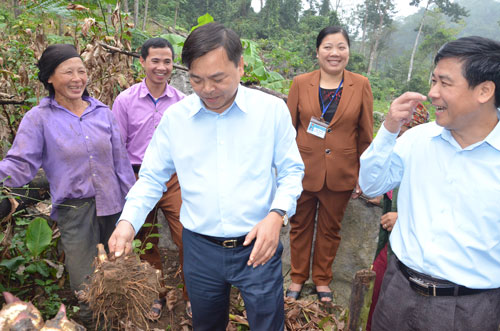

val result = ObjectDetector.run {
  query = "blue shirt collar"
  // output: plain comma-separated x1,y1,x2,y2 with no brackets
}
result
187,84,246,118
434,110,500,151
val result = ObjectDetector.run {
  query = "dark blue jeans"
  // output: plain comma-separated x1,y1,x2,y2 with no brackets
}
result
183,228,285,331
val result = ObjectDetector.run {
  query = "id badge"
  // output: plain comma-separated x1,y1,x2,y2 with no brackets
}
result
307,116,329,139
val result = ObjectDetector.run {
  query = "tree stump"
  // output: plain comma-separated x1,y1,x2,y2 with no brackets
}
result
346,268,376,331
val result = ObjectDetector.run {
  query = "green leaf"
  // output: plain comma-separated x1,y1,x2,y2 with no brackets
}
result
145,242,153,250
132,239,142,249
159,33,186,60
253,66,268,80
25,263,37,273
0,256,25,270
264,71,284,83
35,261,50,277
190,13,214,32
26,217,53,258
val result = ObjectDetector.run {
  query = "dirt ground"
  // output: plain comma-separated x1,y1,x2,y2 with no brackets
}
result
65,248,345,331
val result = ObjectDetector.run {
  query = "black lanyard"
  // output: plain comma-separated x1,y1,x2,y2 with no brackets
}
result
319,78,343,120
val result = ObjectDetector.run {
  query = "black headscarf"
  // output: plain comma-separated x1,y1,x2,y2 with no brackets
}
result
37,44,89,98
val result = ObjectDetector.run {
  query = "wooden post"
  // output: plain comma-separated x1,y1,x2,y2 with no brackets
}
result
346,268,376,331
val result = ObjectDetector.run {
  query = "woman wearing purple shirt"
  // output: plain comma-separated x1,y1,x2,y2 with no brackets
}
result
0,44,135,325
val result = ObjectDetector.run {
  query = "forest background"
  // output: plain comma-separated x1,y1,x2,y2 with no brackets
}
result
0,0,500,324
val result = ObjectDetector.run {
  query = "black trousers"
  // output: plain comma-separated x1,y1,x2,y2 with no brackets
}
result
372,255,500,331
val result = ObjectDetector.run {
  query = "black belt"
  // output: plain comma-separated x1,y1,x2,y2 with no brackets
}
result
197,233,247,248
132,164,141,173
397,260,490,296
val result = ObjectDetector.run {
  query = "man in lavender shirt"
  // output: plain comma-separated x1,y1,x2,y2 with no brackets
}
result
112,37,188,319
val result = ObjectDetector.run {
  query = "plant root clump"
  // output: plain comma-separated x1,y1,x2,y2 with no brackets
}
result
79,244,161,330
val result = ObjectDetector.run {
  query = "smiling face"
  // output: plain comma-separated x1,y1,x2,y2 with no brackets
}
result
316,32,350,76
48,57,87,102
189,47,244,114
429,57,484,133
140,47,173,89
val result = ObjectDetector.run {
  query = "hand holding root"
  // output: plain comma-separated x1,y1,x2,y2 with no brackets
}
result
108,220,135,258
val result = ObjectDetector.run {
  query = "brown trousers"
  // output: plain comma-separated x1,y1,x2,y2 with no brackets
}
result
289,186,351,285
135,173,188,300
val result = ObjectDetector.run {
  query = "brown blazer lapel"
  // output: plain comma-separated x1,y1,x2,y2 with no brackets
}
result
307,70,322,118
329,70,354,128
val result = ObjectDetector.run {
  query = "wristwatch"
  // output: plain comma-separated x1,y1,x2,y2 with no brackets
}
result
270,208,289,226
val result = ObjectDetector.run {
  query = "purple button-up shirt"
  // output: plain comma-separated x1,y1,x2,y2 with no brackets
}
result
0,96,136,218
112,79,185,165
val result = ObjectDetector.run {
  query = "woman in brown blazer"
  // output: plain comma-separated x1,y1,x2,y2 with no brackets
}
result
286,26,373,302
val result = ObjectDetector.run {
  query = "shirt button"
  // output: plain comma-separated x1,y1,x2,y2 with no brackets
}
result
327,128,332,133
92,174,96,177
85,136,89,139
325,149,331,154
89,155,93,159
220,141,224,145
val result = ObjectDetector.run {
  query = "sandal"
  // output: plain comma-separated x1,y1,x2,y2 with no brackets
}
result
147,297,166,321
285,283,303,300
185,301,192,318
316,291,333,303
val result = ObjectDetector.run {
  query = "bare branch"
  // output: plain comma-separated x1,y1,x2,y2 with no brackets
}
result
97,42,188,71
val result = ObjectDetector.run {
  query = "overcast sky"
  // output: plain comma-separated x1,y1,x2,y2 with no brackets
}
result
250,0,420,17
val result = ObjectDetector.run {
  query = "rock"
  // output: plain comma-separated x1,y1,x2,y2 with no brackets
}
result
330,198,381,306
281,198,381,307
158,196,382,307
170,69,193,96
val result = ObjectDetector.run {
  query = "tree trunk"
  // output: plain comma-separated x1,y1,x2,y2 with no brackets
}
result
260,0,263,11
346,269,376,331
58,16,64,35
133,0,139,27
367,0,383,75
123,0,129,14
406,0,430,84
12,0,20,18
360,1,368,57
142,0,149,30
174,1,179,28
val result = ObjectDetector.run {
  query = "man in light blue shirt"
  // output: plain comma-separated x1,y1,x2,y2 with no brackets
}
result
108,23,304,330
359,36,500,331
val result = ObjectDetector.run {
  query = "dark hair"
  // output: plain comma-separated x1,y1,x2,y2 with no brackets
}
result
181,22,242,69
316,26,350,49
141,37,175,59
435,36,500,108
37,44,89,98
